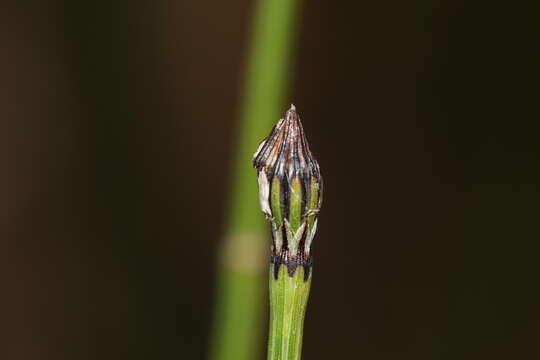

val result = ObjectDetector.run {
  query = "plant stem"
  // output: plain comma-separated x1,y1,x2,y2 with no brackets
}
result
268,265,311,360
253,104,321,360
209,1,301,360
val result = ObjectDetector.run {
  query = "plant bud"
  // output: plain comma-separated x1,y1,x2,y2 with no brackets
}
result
253,105,323,278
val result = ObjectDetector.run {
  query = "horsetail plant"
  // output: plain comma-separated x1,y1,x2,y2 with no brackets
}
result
253,105,323,360
209,1,301,359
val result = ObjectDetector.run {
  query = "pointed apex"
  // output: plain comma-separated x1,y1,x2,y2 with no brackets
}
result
253,106,319,179
285,104,299,123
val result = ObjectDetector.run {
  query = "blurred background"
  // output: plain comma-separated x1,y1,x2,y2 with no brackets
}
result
1,1,539,359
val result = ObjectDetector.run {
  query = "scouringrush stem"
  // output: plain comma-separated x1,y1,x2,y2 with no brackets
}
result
253,105,323,360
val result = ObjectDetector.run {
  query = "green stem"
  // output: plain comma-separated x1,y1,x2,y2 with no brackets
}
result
268,265,311,360
209,1,301,360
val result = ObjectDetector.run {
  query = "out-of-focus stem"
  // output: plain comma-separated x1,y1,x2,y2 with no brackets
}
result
209,1,301,360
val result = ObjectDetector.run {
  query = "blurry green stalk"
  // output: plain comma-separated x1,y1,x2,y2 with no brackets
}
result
209,1,301,360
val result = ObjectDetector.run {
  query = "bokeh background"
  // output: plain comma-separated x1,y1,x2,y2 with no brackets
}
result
2,1,539,359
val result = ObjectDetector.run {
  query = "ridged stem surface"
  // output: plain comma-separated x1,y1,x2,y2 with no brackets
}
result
268,265,311,360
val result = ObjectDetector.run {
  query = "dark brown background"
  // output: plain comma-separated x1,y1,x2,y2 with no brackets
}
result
1,1,539,359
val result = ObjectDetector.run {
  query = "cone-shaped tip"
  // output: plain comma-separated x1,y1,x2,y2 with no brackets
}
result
252,106,323,276
253,106,320,181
